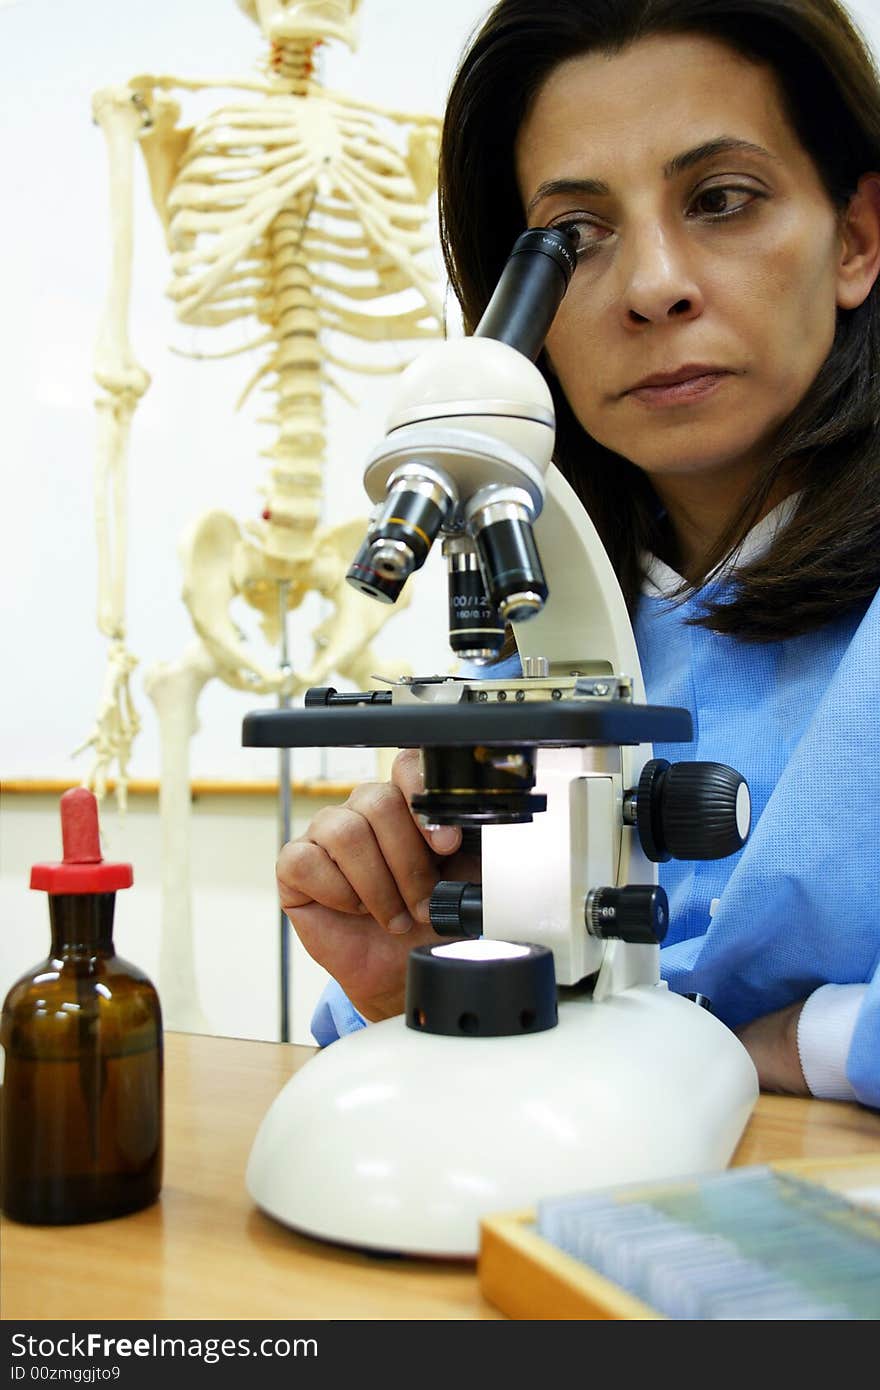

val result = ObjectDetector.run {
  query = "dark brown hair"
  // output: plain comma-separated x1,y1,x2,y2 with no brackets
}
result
438,0,880,638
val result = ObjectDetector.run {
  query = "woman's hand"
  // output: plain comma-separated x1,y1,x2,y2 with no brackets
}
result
276,748,481,1022
734,1000,810,1096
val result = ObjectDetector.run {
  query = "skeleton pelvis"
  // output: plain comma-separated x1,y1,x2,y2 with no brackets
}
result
180,510,286,685
234,526,314,620
180,508,396,673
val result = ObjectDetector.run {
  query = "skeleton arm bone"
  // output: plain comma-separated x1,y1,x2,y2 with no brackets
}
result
85,85,190,801
84,87,156,806
91,90,188,632
91,87,154,405
74,641,141,812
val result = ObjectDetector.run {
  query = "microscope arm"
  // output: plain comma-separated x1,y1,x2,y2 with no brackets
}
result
518,464,645,699
478,465,658,991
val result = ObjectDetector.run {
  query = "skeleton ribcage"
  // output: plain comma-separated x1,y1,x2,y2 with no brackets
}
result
165,93,441,349
161,93,441,550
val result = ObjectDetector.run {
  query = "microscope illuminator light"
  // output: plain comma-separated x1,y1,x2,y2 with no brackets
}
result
405,940,557,1038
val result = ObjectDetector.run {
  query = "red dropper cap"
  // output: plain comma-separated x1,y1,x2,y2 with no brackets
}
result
30,788,134,894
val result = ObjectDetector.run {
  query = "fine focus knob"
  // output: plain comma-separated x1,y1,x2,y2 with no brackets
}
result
585,885,669,944
429,881,484,938
632,759,751,863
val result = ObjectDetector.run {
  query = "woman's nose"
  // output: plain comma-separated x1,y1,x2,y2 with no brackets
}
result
619,226,704,327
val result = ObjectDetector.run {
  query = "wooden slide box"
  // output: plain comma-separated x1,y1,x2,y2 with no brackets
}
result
477,1153,880,1320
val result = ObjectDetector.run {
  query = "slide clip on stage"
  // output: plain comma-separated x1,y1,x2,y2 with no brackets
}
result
242,227,759,1257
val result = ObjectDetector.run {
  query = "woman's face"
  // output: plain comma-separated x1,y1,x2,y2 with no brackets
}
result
515,33,850,491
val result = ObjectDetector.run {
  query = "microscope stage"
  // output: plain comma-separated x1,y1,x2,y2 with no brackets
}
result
242,699,692,749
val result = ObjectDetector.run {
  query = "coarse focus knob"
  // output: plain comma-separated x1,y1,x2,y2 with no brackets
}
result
429,882,483,938
631,759,751,863
585,885,669,944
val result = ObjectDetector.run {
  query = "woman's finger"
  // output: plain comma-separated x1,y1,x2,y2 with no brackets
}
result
346,779,452,924
391,747,462,856
276,838,367,915
305,801,416,933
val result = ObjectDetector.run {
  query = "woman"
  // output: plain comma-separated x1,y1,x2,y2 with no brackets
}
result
277,0,880,1106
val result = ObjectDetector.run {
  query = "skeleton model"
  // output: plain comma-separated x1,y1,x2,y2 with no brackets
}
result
82,0,443,1028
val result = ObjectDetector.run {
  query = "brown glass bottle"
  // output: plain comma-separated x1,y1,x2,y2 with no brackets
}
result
0,792,162,1224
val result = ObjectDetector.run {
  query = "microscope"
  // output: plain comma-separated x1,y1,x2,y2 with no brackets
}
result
242,227,759,1258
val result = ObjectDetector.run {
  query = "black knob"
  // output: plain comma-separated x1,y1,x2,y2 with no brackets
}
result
429,881,484,938
633,759,750,863
304,686,392,707
585,885,669,944
304,686,336,706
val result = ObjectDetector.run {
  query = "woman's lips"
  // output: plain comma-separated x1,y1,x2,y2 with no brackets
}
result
627,371,733,407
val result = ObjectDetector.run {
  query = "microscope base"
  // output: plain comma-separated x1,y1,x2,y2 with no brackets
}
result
246,984,758,1258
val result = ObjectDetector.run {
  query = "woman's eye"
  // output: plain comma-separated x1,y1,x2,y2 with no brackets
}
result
549,219,610,256
690,185,757,218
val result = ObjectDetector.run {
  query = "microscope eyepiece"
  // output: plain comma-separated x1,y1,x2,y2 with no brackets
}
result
514,225,579,278
474,225,578,361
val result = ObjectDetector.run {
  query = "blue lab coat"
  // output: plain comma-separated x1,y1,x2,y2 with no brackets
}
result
311,574,880,1109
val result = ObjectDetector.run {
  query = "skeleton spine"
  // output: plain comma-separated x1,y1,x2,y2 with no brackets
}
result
259,196,326,563
269,39,320,91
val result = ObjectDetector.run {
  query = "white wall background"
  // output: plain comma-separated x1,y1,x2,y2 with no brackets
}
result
2,0,879,1047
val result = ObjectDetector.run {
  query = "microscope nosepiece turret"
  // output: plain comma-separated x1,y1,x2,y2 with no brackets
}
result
345,225,577,637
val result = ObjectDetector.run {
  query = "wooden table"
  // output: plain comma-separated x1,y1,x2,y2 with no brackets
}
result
3,1031,879,1321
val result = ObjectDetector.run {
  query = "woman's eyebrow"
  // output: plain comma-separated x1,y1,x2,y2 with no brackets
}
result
526,176,609,216
664,135,780,177
526,136,779,216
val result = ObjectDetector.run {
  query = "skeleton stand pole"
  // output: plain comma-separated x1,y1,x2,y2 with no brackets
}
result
277,580,292,1043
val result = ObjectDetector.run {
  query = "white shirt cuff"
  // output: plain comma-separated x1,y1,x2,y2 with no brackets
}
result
796,984,866,1100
